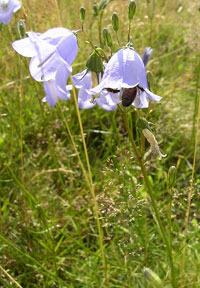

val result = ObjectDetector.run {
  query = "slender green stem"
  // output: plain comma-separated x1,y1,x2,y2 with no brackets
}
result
115,31,120,46
128,21,131,42
191,57,200,145
53,0,62,26
169,187,173,250
48,82,90,189
180,56,200,288
83,31,109,62
0,264,23,288
70,77,108,287
49,80,108,285
98,11,104,48
123,110,176,288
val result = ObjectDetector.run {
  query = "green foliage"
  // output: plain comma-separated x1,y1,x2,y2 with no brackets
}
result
0,0,200,287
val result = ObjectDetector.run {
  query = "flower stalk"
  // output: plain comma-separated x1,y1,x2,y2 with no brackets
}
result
70,76,108,287
122,110,176,288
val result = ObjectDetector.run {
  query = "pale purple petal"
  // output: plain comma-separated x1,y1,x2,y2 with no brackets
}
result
144,88,162,102
133,90,149,108
0,0,21,25
54,66,71,100
78,92,96,109
89,48,148,95
96,92,118,111
40,27,73,45
72,69,88,89
29,50,71,82
42,84,57,107
40,28,78,65
72,70,96,109
56,33,78,65
42,67,71,107
12,33,42,57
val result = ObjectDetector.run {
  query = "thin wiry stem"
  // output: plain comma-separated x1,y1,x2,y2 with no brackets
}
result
169,187,173,251
70,77,108,287
21,0,33,30
123,110,177,288
14,38,30,237
18,58,24,187
128,21,131,42
48,80,108,286
48,82,90,188
115,31,120,46
51,3,108,283
180,57,200,288
53,0,62,26
0,265,23,288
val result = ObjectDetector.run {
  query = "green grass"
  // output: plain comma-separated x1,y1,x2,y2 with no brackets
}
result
0,0,200,287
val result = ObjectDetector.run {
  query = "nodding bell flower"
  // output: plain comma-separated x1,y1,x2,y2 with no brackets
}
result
12,27,78,107
72,69,119,111
88,47,161,109
142,129,167,160
0,0,21,25
12,27,78,82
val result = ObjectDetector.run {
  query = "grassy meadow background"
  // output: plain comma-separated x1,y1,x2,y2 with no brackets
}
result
0,0,200,287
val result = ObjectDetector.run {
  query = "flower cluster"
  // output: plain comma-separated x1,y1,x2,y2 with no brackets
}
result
3,0,161,111
0,0,21,24
12,26,161,110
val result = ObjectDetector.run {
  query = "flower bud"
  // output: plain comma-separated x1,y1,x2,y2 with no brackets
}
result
80,7,86,22
98,0,108,10
144,268,162,287
103,28,112,48
112,12,119,32
17,20,26,39
128,0,136,21
86,50,104,73
93,2,98,16
168,166,177,188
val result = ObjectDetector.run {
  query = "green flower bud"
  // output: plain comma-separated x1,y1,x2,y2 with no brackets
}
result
103,28,112,48
17,20,26,39
137,117,151,131
86,50,104,73
80,7,86,21
144,268,162,287
128,0,136,21
93,2,98,16
112,12,119,32
168,166,177,188
98,0,108,10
